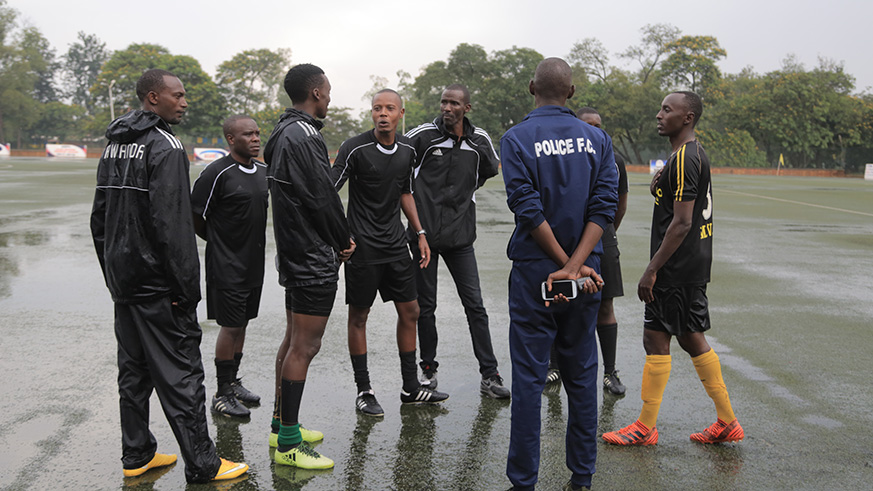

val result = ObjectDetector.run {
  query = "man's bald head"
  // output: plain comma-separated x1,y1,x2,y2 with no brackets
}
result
530,57,574,106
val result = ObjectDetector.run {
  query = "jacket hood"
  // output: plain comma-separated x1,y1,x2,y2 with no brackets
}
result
276,107,324,130
105,110,172,143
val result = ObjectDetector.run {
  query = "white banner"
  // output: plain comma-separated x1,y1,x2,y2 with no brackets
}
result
46,144,87,158
0,143,10,157
865,163,873,181
649,159,665,174
194,147,228,162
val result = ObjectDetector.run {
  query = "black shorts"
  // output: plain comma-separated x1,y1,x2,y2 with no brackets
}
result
206,286,262,327
344,256,417,308
600,241,624,300
284,282,338,317
644,284,710,336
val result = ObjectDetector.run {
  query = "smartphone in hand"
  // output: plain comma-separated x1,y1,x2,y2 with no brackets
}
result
541,277,598,301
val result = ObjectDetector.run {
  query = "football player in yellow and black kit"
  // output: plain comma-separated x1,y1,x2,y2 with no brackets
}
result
602,91,743,446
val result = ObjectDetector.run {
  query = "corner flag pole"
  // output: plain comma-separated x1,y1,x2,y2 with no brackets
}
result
778,153,785,176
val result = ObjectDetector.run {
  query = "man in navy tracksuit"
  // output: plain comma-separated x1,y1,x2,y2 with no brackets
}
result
502,58,618,490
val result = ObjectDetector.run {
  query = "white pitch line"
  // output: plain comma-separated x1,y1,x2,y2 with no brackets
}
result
720,189,873,218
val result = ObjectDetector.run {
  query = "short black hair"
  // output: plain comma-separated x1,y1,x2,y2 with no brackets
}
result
373,88,402,106
673,90,703,127
136,69,176,103
443,84,470,104
223,114,254,138
284,64,325,104
532,57,573,102
576,106,599,117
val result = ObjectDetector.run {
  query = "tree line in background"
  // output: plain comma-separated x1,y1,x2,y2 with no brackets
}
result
2,0,871,171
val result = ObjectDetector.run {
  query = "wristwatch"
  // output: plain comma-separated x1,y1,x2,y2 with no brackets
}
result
416,229,427,236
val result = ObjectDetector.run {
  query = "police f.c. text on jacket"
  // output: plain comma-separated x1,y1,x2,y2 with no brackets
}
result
404,115,499,250
501,105,619,262
90,110,200,309
264,107,350,287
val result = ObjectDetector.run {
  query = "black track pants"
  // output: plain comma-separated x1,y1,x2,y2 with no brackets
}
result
115,298,220,483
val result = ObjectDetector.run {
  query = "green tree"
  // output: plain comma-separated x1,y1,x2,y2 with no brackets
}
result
696,127,767,167
62,32,109,114
0,1,45,145
705,58,868,169
477,46,541,135
18,26,58,103
620,23,681,84
405,43,540,140
567,38,611,83
322,106,367,154
215,48,291,115
568,26,675,165
661,35,727,94
397,69,431,131
93,43,224,137
30,101,86,142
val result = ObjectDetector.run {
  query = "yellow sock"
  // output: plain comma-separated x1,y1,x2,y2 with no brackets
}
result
692,348,736,422
638,354,671,429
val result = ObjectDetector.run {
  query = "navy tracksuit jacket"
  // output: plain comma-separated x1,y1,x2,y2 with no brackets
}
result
501,105,618,489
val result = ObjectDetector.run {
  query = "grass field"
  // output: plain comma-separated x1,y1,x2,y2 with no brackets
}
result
1,157,871,490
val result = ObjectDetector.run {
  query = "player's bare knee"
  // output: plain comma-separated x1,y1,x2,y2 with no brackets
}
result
676,333,710,357
348,306,370,331
396,301,420,324
643,329,671,355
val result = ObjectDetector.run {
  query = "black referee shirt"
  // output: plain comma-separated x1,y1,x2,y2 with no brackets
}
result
191,155,268,289
331,130,416,264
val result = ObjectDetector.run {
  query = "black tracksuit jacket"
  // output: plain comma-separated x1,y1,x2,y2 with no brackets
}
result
90,110,200,309
404,116,500,250
264,108,350,287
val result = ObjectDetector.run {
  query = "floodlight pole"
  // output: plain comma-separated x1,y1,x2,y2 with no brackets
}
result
109,79,116,122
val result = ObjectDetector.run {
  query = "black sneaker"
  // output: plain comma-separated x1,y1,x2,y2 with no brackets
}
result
355,390,384,417
546,368,561,385
562,479,590,490
420,364,438,390
480,374,511,399
212,393,251,418
401,385,449,404
230,378,261,405
603,370,626,395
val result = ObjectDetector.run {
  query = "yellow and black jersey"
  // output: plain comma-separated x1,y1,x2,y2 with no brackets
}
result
650,140,713,286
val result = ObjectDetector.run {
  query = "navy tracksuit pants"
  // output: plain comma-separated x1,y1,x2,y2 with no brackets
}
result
506,258,600,490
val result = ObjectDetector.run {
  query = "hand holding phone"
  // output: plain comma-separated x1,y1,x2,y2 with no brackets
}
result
541,277,597,302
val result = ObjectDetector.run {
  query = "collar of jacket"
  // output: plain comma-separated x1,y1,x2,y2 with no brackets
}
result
522,105,576,121
433,115,474,140
282,107,325,131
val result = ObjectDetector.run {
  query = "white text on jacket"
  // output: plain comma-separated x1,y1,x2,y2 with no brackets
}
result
103,142,146,160
534,137,596,158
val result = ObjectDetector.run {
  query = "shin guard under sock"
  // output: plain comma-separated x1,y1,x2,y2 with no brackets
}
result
233,352,243,379
350,353,371,393
399,350,419,393
278,379,305,450
692,348,736,422
596,323,618,373
215,359,236,395
638,354,671,429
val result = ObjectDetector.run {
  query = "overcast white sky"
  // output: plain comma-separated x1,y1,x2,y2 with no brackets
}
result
10,0,871,113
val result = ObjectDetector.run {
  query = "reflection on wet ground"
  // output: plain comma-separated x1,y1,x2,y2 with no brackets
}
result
2,161,873,490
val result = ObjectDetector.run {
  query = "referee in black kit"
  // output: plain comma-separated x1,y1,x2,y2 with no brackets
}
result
191,115,268,418
332,89,448,416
